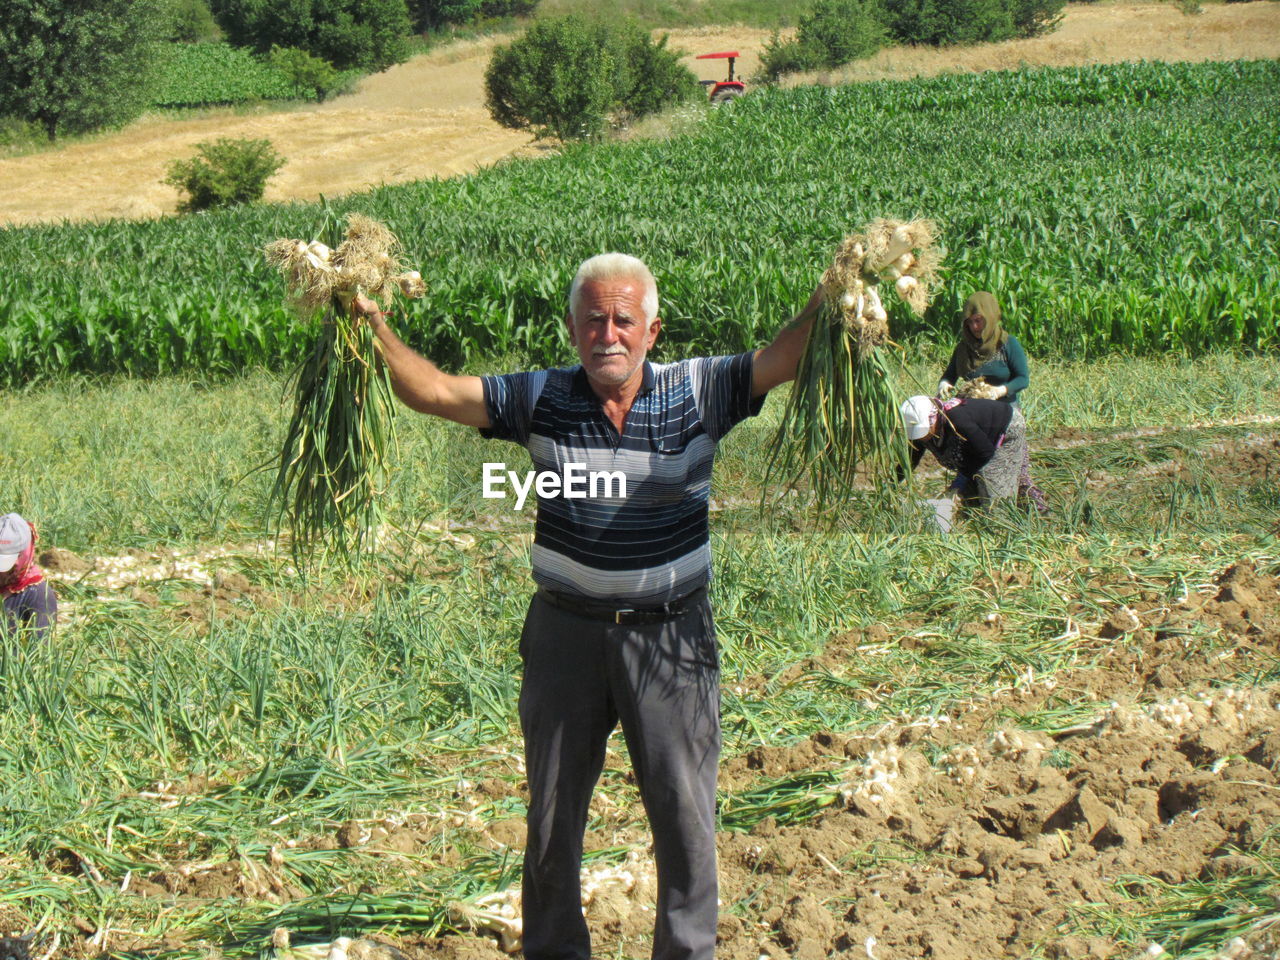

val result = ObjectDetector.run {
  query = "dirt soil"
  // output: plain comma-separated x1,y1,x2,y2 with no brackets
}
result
262,558,1276,960
2,3,1278,226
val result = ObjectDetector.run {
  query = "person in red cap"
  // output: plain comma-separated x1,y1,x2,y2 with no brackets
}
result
0,513,57,641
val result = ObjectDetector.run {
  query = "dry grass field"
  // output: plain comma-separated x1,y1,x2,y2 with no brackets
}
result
0,2,1276,226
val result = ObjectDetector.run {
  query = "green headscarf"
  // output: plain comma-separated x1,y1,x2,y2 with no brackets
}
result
955,291,1008,378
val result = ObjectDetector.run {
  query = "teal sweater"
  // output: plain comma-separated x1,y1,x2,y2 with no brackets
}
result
942,335,1030,404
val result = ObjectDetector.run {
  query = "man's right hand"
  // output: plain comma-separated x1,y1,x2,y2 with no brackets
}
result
352,293,386,328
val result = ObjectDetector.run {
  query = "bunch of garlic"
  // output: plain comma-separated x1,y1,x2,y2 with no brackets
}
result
822,219,941,346
957,378,1004,400
265,214,426,318
989,729,1046,766
581,854,653,907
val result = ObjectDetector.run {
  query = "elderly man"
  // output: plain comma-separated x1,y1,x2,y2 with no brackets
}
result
355,253,817,960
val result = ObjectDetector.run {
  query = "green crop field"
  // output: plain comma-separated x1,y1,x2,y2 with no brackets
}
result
148,44,364,108
149,43,299,107
0,59,1276,385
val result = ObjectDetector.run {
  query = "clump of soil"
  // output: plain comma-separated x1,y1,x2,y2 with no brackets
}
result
37,547,90,575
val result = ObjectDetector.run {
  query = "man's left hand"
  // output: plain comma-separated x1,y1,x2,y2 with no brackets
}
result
752,283,824,396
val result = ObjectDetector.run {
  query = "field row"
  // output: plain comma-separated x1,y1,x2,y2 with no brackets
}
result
150,44,362,108
0,59,1276,383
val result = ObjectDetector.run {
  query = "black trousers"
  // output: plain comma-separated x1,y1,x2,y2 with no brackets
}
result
518,591,721,960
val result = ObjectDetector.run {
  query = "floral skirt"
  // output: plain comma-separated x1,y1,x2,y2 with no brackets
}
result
975,407,1026,501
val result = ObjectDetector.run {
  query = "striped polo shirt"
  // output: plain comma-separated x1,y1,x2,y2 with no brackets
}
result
481,352,762,603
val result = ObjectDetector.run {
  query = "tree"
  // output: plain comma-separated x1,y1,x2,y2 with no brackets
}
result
0,0,166,140
612,28,702,121
485,17,698,142
797,0,887,67
214,0,411,72
410,0,481,30
880,0,1020,45
165,0,221,41
759,0,886,80
409,0,537,31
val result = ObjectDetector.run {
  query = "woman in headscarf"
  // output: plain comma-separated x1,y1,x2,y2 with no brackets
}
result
937,292,1048,513
0,513,57,641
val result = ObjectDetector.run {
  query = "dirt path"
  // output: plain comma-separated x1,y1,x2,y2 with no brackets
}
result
1,3,1277,227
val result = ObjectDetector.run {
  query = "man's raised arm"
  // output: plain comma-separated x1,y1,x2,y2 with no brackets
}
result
751,284,824,397
354,295,490,429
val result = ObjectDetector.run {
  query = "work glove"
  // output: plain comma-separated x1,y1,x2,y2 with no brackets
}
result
937,380,954,398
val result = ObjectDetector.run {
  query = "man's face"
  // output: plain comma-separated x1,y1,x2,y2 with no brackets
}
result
566,277,661,388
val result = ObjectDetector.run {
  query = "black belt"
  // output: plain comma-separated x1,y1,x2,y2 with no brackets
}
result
537,586,706,625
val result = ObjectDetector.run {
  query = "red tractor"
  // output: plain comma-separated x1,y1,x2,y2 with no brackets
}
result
696,51,745,104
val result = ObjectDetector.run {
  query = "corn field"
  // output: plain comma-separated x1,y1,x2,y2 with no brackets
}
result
0,57,1276,385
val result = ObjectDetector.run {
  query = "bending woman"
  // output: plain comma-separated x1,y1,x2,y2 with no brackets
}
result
937,292,1047,513
0,513,57,641
900,395,1026,503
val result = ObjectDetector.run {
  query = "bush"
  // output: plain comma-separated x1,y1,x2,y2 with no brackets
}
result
760,0,1065,73
164,137,285,212
485,17,698,141
758,0,887,81
411,0,479,30
213,0,412,71
1010,0,1065,36
758,32,820,82
269,46,343,101
612,29,702,122
481,0,538,17
799,0,888,66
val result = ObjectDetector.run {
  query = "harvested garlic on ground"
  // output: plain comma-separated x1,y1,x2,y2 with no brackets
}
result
896,275,919,297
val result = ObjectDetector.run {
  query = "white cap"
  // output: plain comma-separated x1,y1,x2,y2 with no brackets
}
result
0,513,31,571
900,396,935,441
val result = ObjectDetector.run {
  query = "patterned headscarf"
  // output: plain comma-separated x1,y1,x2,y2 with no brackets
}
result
0,521,44,596
954,292,1008,379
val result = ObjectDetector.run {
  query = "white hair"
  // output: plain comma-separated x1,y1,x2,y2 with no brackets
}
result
568,253,659,323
